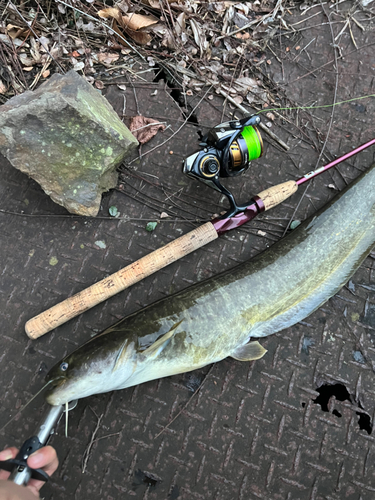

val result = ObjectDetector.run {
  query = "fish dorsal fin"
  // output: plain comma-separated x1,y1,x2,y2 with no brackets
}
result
231,341,267,361
142,320,183,359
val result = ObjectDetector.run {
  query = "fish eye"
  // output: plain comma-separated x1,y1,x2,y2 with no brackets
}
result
60,362,69,372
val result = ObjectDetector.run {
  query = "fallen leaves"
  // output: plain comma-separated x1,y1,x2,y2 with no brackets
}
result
0,0,276,106
98,7,159,46
0,0,315,117
129,116,166,145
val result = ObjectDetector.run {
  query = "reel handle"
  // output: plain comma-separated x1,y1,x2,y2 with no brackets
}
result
25,223,218,339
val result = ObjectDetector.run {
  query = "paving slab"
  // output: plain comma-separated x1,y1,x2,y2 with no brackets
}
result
1,3,375,499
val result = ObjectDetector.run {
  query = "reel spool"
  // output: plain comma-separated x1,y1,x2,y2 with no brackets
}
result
183,114,263,216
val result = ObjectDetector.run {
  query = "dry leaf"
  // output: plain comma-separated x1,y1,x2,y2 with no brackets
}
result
0,34,24,47
190,19,209,57
142,0,174,8
98,7,122,22
95,80,105,89
233,95,243,104
0,79,7,94
234,76,266,102
129,115,166,144
142,0,160,8
98,7,158,30
30,37,41,63
72,60,85,71
42,70,50,78
175,12,186,37
18,53,35,66
6,24,29,39
98,8,155,45
123,28,151,45
122,13,158,30
97,52,120,66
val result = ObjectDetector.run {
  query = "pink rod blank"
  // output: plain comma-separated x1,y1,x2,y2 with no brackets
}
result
296,138,375,186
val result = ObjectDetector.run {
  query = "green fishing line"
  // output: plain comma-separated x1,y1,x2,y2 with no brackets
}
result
241,126,263,160
255,93,375,115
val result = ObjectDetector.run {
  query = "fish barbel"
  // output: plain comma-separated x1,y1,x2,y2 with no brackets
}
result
46,164,375,405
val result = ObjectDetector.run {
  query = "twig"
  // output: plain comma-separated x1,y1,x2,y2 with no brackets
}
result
290,10,322,27
82,410,104,473
8,2,65,73
154,365,215,439
129,78,140,116
216,18,260,41
291,37,316,62
128,86,213,164
315,1,339,167
131,121,167,132
284,41,375,86
29,42,56,90
331,300,375,376
0,208,207,223
282,0,340,237
0,36,28,92
348,19,358,49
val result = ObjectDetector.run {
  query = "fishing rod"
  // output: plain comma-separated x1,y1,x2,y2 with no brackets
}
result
24,115,375,339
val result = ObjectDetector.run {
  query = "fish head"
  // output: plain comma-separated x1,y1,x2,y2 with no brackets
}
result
45,339,137,405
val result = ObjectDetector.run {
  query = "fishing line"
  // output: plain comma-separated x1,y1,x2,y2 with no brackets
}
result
65,401,69,438
0,380,54,433
255,93,375,115
205,93,375,175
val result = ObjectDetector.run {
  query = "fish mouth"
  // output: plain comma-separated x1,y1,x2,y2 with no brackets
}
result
45,378,69,405
45,377,67,398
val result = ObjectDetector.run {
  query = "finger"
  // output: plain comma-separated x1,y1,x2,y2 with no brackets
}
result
0,447,18,460
26,483,42,497
0,447,18,481
26,446,59,492
27,446,59,476
0,480,38,500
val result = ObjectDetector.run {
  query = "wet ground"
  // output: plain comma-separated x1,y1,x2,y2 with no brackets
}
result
1,2,375,499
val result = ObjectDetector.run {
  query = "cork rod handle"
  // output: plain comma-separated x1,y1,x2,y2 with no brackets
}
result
257,180,298,211
25,222,218,339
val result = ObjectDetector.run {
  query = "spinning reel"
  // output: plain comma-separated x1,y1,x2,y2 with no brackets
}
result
183,114,263,217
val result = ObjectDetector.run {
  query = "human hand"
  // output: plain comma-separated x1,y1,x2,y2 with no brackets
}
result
0,446,58,498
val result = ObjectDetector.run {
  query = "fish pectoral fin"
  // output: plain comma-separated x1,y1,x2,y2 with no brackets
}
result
231,341,267,361
112,340,135,372
141,320,182,359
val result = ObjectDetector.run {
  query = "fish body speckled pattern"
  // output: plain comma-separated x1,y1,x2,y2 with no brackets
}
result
46,164,375,405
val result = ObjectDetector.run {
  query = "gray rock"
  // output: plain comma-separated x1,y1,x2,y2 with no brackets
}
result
0,70,138,216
